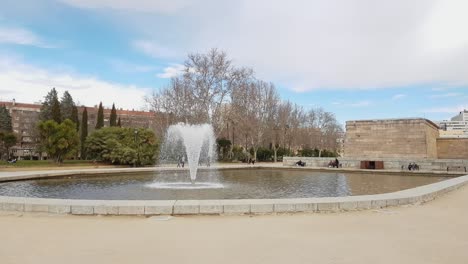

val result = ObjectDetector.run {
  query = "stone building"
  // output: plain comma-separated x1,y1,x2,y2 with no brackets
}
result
1,100,158,160
344,118,468,161
283,117,468,171
344,118,439,159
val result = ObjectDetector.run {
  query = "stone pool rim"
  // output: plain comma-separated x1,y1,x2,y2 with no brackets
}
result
0,166,467,216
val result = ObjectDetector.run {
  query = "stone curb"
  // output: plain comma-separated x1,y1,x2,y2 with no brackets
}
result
0,171,467,216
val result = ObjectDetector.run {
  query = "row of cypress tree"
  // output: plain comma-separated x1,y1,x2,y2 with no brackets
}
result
40,88,122,159
95,102,121,129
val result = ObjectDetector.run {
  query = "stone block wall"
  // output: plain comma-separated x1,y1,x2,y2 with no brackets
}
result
437,138,468,159
344,119,439,159
283,157,468,171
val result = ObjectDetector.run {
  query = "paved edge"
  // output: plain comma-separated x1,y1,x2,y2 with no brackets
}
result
0,167,467,216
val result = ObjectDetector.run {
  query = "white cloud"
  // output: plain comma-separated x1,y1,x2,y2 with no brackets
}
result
109,59,157,73
156,64,185,79
132,40,181,59
421,0,468,53
0,26,52,48
10,0,468,92
348,101,372,107
429,92,462,98
97,0,468,91
58,0,192,14
392,94,407,100
0,55,152,110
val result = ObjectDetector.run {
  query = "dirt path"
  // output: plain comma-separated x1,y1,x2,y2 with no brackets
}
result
1,185,468,264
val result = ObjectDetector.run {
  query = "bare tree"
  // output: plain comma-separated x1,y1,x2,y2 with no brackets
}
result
146,48,343,161
147,49,253,135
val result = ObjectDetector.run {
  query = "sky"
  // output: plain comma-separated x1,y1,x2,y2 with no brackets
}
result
0,0,467,124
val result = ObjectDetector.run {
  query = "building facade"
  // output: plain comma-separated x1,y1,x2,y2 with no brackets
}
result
2,100,42,159
344,118,468,160
1,100,157,160
438,110,468,137
78,106,157,135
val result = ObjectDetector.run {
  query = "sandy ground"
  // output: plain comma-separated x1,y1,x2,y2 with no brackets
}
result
1,186,468,264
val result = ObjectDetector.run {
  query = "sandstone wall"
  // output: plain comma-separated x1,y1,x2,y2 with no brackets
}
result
344,119,439,159
283,157,468,171
437,138,468,159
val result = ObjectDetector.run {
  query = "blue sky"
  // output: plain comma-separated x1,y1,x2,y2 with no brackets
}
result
0,0,467,124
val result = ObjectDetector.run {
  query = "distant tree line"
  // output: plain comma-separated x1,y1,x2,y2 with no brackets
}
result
146,49,343,162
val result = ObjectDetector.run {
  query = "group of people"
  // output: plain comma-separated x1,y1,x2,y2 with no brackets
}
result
248,158,256,165
177,156,185,168
328,158,340,168
295,160,306,167
295,158,341,168
177,156,212,167
405,162,420,171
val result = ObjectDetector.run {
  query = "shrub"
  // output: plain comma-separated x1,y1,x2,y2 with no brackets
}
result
86,127,158,166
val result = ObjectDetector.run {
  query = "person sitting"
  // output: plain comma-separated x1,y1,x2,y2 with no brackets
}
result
296,160,305,167
328,159,339,168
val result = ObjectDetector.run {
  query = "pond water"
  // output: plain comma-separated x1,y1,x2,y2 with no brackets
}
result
0,169,452,200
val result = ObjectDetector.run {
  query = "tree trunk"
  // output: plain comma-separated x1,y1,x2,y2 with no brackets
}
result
273,146,278,163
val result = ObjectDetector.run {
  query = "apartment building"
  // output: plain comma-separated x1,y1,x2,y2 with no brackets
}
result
438,110,468,138
1,100,157,160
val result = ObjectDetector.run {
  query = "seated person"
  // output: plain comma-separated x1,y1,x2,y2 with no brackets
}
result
328,159,339,168
296,160,305,167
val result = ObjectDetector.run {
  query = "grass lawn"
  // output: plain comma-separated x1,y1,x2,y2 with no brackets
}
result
0,160,102,168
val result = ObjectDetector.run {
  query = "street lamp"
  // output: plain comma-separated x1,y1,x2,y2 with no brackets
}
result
134,129,139,168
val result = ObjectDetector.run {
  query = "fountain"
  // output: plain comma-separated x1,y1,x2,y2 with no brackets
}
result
148,123,222,189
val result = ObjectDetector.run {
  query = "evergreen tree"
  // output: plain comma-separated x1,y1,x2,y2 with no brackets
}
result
0,132,17,160
95,102,104,129
40,88,62,123
37,119,79,163
80,107,88,159
117,117,122,127
110,103,117,127
51,95,62,123
60,91,75,121
72,106,80,131
0,105,12,132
